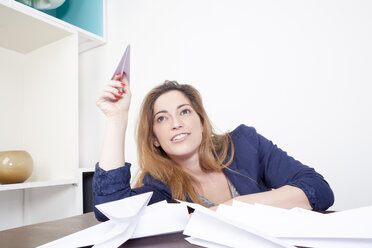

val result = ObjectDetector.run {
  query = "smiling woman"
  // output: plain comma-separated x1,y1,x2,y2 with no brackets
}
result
134,82,233,207
152,91,204,159
92,77,334,222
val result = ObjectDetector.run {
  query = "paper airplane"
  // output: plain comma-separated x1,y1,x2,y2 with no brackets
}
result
37,192,189,248
112,44,130,84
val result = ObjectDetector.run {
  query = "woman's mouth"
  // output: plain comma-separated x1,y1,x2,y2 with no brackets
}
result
171,133,189,142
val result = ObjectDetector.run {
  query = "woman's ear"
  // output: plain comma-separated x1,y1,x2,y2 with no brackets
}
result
153,137,160,147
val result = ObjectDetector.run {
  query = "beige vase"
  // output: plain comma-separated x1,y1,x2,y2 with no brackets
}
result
0,150,34,184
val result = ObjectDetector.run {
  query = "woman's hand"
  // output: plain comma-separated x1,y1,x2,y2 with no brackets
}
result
96,73,131,117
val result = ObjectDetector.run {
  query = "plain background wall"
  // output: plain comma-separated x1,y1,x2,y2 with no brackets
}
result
79,0,372,211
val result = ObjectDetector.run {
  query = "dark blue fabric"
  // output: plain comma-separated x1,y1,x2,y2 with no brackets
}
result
93,124,334,221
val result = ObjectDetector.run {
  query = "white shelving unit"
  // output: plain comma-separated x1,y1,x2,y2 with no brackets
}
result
0,0,104,231
0,179,78,191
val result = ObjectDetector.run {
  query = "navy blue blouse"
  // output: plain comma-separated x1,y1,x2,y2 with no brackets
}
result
93,124,334,221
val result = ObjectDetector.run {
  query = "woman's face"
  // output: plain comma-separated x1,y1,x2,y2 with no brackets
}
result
152,90,203,161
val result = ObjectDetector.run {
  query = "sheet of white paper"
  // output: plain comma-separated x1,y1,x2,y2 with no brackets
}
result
37,193,153,248
229,201,372,239
132,201,189,238
185,210,294,248
185,236,232,248
95,192,152,222
330,205,372,218
37,220,115,248
282,237,372,248
224,201,289,237
93,216,141,248
216,203,316,238
93,201,189,247
92,192,153,247
179,201,294,248
289,206,324,216
321,205,372,238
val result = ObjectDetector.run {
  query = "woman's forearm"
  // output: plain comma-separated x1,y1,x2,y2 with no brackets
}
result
224,185,312,210
99,114,128,171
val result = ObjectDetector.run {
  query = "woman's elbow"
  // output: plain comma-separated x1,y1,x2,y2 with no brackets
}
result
94,207,109,222
316,182,335,211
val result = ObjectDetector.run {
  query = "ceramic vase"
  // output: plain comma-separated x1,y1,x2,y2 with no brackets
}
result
18,0,66,10
0,150,34,184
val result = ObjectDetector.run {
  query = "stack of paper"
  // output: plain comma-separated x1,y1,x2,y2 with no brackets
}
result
38,192,372,248
180,201,294,248
38,192,189,248
180,200,372,248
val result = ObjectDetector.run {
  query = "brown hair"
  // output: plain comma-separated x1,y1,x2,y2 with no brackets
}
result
134,81,234,204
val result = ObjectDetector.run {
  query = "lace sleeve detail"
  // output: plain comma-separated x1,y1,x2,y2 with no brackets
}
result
92,162,132,196
288,180,317,210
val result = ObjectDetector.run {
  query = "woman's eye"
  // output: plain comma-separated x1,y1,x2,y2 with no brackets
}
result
181,109,191,115
156,116,166,123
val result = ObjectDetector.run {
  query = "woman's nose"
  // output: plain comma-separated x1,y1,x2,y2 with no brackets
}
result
172,117,183,130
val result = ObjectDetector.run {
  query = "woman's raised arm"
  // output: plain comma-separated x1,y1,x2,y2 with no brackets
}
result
96,73,131,171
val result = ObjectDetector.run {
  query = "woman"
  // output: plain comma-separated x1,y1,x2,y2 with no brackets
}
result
93,74,334,221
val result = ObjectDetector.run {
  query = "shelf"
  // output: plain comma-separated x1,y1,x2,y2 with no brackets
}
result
79,167,95,173
0,179,78,191
0,0,105,53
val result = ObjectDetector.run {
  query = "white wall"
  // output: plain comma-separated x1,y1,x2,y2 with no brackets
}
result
79,0,372,211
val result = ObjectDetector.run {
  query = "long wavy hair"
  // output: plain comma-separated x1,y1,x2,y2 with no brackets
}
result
134,81,235,204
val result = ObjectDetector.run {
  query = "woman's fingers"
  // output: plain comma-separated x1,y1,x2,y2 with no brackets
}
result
113,73,121,81
103,80,127,98
96,76,131,116
121,72,129,85
97,76,129,103
107,79,125,89
101,85,120,99
100,90,118,101
113,72,129,85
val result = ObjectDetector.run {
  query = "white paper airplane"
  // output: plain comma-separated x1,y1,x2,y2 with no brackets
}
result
37,192,189,248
